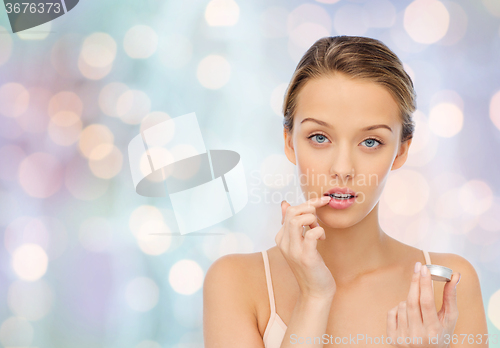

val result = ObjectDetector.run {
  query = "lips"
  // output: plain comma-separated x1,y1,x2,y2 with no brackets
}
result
324,187,358,197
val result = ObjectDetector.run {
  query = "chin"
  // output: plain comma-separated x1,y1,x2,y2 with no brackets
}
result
318,213,357,229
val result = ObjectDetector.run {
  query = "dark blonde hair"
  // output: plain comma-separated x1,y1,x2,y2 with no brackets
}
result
283,35,416,143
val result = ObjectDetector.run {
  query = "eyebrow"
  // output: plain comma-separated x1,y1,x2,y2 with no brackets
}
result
300,117,393,133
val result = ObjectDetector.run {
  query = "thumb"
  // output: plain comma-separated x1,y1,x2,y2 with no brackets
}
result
281,200,290,224
439,272,460,319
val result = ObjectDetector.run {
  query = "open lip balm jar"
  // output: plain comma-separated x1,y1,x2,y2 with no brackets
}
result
425,264,453,282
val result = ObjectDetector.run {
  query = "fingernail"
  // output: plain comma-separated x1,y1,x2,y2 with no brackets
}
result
281,200,285,206
414,261,421,273
321,196,331,201
456,273,461,286
420,264,428,276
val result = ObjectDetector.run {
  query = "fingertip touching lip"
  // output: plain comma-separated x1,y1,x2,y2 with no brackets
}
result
323,187,358,197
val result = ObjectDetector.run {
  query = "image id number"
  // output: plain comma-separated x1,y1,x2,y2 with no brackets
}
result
5,2,61,14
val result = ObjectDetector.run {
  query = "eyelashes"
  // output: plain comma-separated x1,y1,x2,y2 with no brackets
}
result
307,133,385,150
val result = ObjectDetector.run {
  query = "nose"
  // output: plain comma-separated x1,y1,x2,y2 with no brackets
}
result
329,144,355,183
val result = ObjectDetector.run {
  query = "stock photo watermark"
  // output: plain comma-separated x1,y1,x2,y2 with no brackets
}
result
128,112,248,236
289,333,498,345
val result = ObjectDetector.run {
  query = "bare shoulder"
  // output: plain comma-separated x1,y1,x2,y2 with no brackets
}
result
428,251,480,286
204,251,265,295
203,251,268,347
428,251,483,298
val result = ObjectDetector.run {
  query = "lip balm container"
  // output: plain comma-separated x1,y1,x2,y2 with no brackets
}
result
425,264,453,282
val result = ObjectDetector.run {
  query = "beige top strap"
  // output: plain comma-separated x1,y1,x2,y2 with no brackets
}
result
261,250,276,314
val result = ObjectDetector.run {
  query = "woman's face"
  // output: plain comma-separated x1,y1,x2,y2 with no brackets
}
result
284,73,412,227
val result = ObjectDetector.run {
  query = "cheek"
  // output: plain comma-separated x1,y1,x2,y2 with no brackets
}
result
296,160,332,188
355,155,394,194
295,144,324,170
359,156,392,174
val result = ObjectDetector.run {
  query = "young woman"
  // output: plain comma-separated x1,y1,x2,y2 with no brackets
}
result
203,36,489,348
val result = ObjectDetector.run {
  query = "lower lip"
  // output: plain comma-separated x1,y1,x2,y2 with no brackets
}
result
326,195,356,209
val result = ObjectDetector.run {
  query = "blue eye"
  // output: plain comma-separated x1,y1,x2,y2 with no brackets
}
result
361,138,384,149
309,134,330,144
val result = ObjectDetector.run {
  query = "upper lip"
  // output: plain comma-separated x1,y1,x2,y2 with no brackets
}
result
324,187,357,197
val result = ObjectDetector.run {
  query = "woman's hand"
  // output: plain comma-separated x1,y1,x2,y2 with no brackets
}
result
275,196,336,300
386,261,461,347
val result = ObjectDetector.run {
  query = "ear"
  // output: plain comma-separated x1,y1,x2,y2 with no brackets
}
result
284,128,296,165
391,138,412,171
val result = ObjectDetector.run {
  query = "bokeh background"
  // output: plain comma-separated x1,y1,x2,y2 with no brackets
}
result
1,0,500,347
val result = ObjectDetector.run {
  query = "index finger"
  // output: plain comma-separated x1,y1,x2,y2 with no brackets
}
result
284,196,331,222
406,262,423,328
282,196,330,234
420,264,439,326
304,196,331,227
304,195,331,208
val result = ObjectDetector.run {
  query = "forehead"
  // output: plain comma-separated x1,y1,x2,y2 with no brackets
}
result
294,73,401,128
